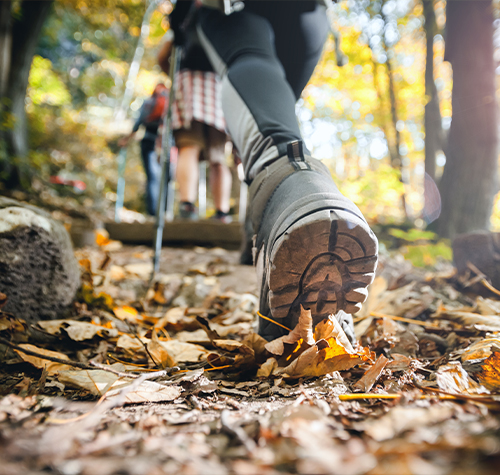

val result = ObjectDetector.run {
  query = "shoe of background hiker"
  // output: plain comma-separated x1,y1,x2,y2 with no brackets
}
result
251,141,378,343
213,210,233,224
179,201,197,220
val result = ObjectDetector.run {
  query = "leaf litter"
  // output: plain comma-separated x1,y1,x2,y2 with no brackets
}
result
1,246,500,474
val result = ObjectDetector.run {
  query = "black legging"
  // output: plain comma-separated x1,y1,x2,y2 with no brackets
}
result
196,1,329,180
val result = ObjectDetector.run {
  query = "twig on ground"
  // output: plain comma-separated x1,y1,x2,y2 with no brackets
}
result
0,335,178,379
466,261,500,297
365,311,439,328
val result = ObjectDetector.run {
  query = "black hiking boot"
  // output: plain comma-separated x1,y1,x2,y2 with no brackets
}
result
251,141,378,344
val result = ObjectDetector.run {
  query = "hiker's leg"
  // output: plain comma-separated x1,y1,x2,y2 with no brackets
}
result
140,139,159,216
176,145,200,204
174,122,205,206
197,5,304,180
206,126,231,215
197,3,378,342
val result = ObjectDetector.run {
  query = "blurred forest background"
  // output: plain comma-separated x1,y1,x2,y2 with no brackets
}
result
1,0,499,250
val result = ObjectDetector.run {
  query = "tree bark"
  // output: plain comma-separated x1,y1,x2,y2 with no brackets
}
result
0,0,53,187
436,0,498,238
422,0,445,225
423,0,443,182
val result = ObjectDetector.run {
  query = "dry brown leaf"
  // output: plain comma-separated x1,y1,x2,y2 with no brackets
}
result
147,331,175,368
435,361,488,395
354,354,389,392
159,340,208,363
262,308,370,379
241,332,269,357
265,306,315,356
212,339,247,352
57,369,121,396
115,334,148,353
461,339,500,364
105,380,182,403
433,307,500,331
0,314,26,333
15,344,71,375
257,357,278,378
37,320,118,341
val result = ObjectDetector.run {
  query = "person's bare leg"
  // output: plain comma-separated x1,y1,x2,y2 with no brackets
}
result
210,162,232,213
177,145,200,203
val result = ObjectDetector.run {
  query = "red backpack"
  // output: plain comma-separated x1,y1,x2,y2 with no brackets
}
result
146,91,168,123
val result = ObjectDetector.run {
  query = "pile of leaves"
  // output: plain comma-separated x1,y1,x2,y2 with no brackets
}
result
1,242,500,474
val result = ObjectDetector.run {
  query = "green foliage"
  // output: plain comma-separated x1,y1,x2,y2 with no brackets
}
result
388,228,438,242
387,227,452,268
28,56,71,106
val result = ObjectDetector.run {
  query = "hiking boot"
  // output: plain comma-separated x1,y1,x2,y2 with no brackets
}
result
178,201,197,220
252,141,378,342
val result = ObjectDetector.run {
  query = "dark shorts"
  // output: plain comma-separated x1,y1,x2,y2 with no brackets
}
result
174,120,227,164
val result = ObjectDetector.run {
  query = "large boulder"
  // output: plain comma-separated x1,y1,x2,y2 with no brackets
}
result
0,197,80,324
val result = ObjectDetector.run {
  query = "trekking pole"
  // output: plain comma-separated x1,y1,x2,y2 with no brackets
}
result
152,44,181,278
114,146,127,222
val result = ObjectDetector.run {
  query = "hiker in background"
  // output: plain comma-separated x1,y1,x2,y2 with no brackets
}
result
158,14,232,223
118,83,168,216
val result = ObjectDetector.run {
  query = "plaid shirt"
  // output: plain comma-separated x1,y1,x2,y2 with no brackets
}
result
171,69,226,133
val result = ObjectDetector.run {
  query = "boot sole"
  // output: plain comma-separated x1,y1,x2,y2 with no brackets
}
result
267,208,378,327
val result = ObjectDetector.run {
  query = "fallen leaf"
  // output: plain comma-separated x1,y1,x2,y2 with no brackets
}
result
159,340,209,363
477,352,500,391
354,354,389,392
262,308,370,379
147,331,175,368
95,228,110,246
461,339,500,364
0,292,7,308
115,334,148,353
433,307,500,331
37,320,118,341
435,361,488,395
57,369,121,396
15,344,71,375
257,358,278,378
106,380,182,403
114,306,141,321
0,314,26,333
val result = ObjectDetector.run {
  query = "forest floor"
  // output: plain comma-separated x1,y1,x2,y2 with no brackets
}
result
1,241,500,475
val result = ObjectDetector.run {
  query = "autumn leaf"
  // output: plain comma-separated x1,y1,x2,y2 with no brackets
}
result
435,362,488,395
261,307,370,379
147,330,175,369
477,352,500,392
37,319,118,341
14,344,71,375
114,305,141,322
354,354,389,392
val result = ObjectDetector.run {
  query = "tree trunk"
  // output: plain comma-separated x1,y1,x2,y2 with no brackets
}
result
0,2,12,99
436,0,498,238
422,0,444,224
423,0,443,182
0,1,53,187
